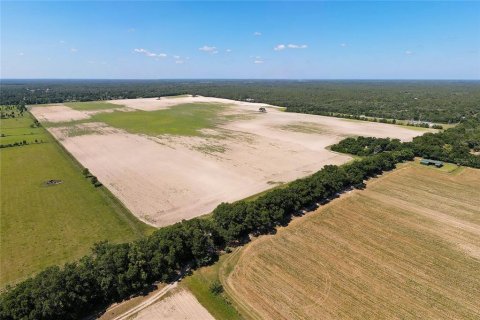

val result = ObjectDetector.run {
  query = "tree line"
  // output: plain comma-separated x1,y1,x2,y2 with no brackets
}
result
1,80,479,123
0,150,415,319
1,118,479,320
331,118,480,168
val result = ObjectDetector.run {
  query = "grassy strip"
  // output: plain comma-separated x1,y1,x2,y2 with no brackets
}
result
182,254,242,320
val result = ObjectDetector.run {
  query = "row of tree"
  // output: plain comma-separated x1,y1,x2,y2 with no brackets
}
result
1,80,479,123
331,118,480,168
0,150,415,319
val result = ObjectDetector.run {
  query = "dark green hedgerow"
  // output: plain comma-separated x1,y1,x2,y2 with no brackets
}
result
0,148,415,319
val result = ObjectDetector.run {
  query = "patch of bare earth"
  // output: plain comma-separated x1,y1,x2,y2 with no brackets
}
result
131,288,214,320
36,97,430,227
107,95,274,111
225,165,480,320
30,104,90,123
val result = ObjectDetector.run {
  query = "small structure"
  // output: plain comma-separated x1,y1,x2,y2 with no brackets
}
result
259,107,267,113
45,179,63,186
420,159,443,168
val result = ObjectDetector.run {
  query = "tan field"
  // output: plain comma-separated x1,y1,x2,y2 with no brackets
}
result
224,164,480,319
131,288,214,320
31,96,431,226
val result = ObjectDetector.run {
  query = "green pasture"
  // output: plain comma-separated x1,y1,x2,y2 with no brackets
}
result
0,112,153,288
91,102,228,137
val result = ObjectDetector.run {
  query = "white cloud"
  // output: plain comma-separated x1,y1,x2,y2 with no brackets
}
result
18,52,24,56
134,48,167,58
287,44,307,49
70,48,78,53
225,49,232,53
59,40,66,44
173,55,181,59
127,28,136,33
199,45,217,53
405,50,413,55
253,56,264,64
274,44,307,51
340,43,347,47
175,60,184,64
253,31,262,36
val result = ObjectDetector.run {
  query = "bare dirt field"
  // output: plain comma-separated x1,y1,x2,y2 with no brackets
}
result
131,288,214,320
31,96,432,226
224,164,480,320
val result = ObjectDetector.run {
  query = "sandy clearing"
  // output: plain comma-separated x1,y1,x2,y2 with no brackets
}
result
30,104,91,123
107,95,275,111
39,97,430,227
30,104,130,123
131,288,214,320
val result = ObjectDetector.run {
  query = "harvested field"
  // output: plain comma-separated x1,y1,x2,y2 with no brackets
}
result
131,288,214,320
31,96,432,226
225,164,480,320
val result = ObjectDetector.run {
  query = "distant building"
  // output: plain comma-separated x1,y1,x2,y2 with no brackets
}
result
246,98,255,102
420,159,443,168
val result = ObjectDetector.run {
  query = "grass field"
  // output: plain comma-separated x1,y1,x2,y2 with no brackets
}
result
223,163,480,319
91,103,228,137
0,112,153,288
182,255,242,320
0,111,44,145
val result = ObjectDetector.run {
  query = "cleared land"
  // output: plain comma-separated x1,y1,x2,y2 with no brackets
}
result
224,164,480,319
130,288,214,320
0,112,152,287
31,96,432,226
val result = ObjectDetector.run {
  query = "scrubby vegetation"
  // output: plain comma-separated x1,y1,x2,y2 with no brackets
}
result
1,80,479,123
331,118,480,168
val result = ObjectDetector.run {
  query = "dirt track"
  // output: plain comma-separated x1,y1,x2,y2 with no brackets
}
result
131,288,214,320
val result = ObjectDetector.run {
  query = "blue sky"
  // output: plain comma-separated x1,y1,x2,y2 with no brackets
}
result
1,1,479,79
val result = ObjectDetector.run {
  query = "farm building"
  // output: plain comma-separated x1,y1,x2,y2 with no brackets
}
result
420,159,443,168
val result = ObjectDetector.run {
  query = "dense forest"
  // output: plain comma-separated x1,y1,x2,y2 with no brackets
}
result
1,80,479,123
331,118,480,168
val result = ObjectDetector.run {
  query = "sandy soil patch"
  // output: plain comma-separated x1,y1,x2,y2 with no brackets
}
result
30,104,130,124
108,95,274,111
132,288,214,320
40,97,430,227
30,104,90,123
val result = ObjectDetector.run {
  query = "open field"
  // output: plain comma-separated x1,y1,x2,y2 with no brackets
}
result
64,101,123,111
31,96,432,226
0,112,152,287
130,288,214,320
224,164,480,319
